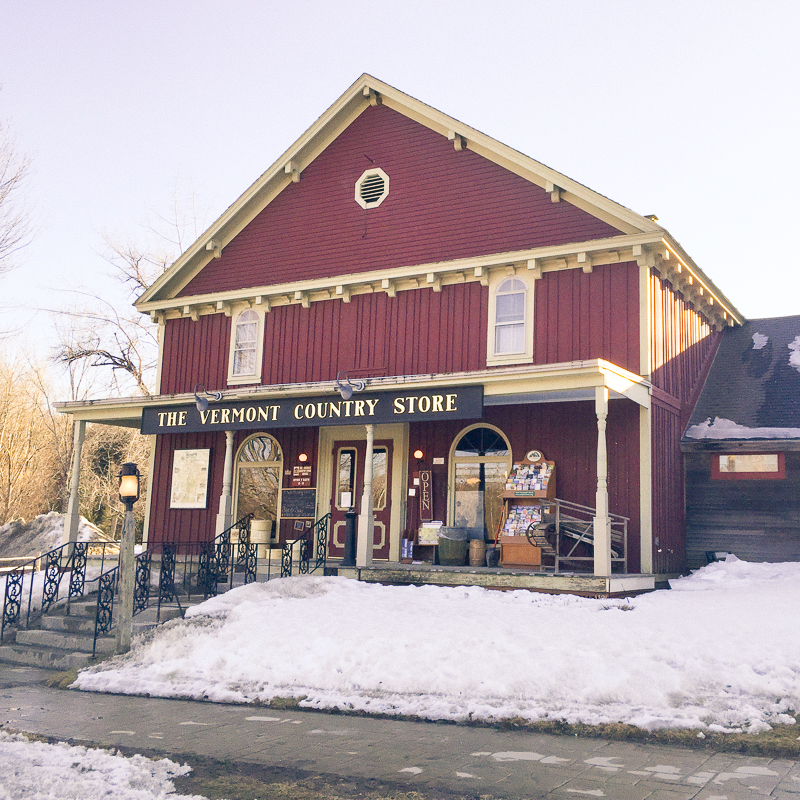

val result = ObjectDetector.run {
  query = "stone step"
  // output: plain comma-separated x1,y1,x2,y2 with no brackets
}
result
40,614,96,635
0,643,96,671
14,628,115,655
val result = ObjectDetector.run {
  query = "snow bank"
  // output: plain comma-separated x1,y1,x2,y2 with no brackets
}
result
74,557,800,734
0,512,111,560
0,731,204,799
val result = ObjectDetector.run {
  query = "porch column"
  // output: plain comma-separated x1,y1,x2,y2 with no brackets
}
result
593,387,612,576
63,419,86,546
215,430,235,534
356,424,375,567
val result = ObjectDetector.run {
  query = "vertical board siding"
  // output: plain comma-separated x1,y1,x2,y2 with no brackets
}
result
651,400,685,574
534,262,639,374
649,273,720,403
149,427,319,547
178,105,621,297
407,401,641,571
164,263,641,395
648,273,722,573
160,315,231,395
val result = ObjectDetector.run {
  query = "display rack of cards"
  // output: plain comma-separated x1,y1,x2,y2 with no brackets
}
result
498,450,555,567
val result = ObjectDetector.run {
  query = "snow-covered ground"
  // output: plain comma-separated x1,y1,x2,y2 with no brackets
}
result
75,557,800,735
0,512,112,560
0,731,205,799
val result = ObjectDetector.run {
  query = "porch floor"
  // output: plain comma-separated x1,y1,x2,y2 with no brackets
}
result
331,562,656,597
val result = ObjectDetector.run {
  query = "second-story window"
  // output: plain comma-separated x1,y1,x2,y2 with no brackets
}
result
494,278,526,355
229,308,263,384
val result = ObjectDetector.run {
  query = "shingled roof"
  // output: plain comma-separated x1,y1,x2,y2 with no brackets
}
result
683,315,800,448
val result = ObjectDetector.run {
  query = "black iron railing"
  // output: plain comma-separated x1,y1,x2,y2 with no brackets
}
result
281,513,330,577
1,540,119,644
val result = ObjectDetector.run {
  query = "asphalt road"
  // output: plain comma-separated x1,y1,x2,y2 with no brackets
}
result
1,663,798,799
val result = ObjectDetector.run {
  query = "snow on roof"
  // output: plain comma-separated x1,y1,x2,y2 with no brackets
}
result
684,314,800,444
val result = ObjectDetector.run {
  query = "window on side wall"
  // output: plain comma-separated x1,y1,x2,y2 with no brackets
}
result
228,308,263,385
486,273,535,366
712,452,785,480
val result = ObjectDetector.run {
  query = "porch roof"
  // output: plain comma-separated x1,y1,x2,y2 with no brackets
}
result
54,358,651,428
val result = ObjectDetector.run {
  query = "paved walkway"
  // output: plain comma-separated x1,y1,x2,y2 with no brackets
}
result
1,663,798,799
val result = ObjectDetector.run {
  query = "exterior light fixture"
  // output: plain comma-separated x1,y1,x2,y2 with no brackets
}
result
194,383,223,412
298,453,308,462
118,462,141,510
413,449,424,460
335,371,365,401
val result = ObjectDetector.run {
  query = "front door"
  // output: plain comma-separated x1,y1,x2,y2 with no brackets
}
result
329,439,393,560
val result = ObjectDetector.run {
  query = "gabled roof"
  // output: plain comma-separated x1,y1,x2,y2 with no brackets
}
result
683,315,800,448
136,74,741,327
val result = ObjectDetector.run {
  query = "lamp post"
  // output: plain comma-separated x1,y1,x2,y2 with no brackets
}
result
116,462,140,654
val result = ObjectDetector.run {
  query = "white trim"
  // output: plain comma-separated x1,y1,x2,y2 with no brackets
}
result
232,432,284,534
227,306,264,386
447,422,512,529
486,272,535,367
354,167,390,209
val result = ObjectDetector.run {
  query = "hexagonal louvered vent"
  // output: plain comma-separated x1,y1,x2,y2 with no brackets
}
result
354,168,390,209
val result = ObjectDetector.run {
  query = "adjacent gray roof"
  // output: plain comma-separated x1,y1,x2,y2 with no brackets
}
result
683,315,800,446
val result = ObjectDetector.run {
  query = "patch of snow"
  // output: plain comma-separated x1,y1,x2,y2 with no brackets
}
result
752,332,769,350
789,335,800,373
686,416,800,439
74,561,800,734
0,512,112,560
0,731,205,799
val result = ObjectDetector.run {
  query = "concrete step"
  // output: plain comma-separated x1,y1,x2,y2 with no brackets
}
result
14,628,115,655
40,614,96,635
0,643,97,671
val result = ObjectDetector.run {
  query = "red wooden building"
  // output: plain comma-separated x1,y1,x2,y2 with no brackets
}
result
57,75,743,593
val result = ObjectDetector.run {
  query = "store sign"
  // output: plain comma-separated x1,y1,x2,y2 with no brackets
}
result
141,386,484,434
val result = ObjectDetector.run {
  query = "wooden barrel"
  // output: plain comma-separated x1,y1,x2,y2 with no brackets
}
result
468,539,486,567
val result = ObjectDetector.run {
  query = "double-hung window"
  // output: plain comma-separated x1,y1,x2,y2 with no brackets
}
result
228,308,263,384
487,274,534,366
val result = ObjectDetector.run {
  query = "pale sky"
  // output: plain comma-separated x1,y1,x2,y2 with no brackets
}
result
1,0,798,362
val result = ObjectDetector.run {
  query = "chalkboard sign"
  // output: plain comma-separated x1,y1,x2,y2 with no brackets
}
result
280,488,317,519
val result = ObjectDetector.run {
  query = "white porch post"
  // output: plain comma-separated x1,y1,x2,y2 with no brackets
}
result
593,386,612,576
356,424,375,567
215,430,235,534
63,419,86,546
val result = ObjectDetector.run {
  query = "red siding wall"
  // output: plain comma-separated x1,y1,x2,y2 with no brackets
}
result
648,273,722,573
178,105,621,296
649,273,721,403
162,260,640,395
535,261,639,372
651,400,685,574
148,426,318,546
407,401,641,571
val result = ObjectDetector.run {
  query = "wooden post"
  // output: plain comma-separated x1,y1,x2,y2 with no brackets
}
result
356,424,374,567
63,420,86,546
593,387,612,576
215,430,235,534
115,504,135,654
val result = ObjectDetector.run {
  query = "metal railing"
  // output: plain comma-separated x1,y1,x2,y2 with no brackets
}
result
281,513,330,577
525,498,628,573
1,540,119,644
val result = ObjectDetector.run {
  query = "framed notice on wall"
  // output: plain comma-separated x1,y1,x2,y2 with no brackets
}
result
170,449,211,509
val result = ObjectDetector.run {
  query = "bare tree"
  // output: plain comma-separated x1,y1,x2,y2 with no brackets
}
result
0,114,34,276
50,182,205,396
0,356,68,523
